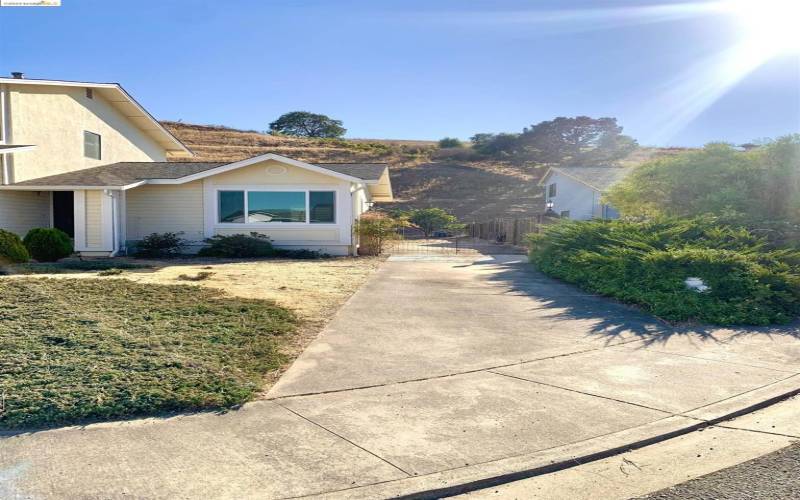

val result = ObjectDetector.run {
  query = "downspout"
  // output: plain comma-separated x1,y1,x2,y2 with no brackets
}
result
351,183,368,256
0,83,8,185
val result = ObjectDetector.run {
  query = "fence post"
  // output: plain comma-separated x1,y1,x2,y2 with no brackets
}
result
513,218,519,246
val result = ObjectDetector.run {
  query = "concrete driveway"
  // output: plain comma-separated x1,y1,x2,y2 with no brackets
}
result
2,255,799,499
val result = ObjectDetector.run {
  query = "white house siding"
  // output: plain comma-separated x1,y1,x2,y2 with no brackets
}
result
0,191,49,236
5,84,167,183
544,171,601,220
84,190,103,247
125,182,205,242
201,159,356,255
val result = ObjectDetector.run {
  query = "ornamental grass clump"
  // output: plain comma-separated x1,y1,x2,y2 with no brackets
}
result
527,218,800,325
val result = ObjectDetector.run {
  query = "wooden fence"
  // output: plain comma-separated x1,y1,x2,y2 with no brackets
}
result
465,216,544,247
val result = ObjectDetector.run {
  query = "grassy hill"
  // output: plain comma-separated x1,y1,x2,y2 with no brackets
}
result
163,121,684,221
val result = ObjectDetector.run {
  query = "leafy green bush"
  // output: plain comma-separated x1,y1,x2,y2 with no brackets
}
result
0,229,30,264
274,248,328,259
605,135,800,225
356,212,407,255
134,232,186,258
407,208,461,237
198,233,277,258
527,218,800,325
438,137,463,148
23,228,73,262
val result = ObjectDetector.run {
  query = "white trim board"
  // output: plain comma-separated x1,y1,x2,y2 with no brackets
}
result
148,154,371,185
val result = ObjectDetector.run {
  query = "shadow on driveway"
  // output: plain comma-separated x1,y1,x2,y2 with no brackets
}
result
469,256,800,347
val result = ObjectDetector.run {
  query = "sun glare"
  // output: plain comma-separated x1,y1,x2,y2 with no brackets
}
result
726,0,800,56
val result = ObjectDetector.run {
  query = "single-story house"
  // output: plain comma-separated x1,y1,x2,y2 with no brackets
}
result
538,166,631,220
0,74,393,256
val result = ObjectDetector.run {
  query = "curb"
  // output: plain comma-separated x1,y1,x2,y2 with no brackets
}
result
320,376,800,500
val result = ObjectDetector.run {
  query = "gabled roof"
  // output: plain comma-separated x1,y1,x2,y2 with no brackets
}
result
6,162,227,189
315,163,388,181
539,165,631,192
0,154,391,191
0,77,191,157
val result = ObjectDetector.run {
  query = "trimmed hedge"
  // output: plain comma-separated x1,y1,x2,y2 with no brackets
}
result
527,218,800,325
198,233,277,258
0,229,30,264
23,228,73,262
198,233,327,259
134,232,186,258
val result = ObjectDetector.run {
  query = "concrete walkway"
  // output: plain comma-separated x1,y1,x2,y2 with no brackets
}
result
2,255,799,499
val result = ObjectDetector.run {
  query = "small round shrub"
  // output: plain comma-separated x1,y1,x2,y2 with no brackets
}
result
438,137,463,148
198,233,277,258
134,232,186,258
0,229,30,264
23,228,73,262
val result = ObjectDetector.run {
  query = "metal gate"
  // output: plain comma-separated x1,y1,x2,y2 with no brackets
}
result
385,227,527,256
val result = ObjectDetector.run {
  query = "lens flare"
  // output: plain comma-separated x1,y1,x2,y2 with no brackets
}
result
726,0,800,57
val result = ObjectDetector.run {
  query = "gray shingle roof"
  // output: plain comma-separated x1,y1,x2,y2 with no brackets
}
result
551,166,631,191
10,160,389,187
11,162,227,187
315,163,388,181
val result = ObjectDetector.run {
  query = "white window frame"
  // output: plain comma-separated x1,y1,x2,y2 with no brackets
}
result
84,130,101,160
214,186,338,227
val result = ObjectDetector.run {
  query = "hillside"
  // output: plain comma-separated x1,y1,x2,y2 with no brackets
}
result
163,121,684,221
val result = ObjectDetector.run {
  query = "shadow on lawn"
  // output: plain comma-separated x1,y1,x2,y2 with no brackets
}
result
470,256,800,347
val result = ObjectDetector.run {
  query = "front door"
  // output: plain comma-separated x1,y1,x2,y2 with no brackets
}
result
52,191,74,238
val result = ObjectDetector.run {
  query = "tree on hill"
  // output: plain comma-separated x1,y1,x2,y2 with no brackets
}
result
408,208,460,237
470,117,637,163
269,111,346,138
517,116,637,164
605,135,800,225
470,132,520,156
438,137,463,148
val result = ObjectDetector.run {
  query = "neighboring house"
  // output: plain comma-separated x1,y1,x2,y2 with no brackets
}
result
538,166,630,220
0,75,392,256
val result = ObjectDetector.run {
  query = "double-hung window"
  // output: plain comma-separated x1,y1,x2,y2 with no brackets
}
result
84,131,101,160
217,190,336,224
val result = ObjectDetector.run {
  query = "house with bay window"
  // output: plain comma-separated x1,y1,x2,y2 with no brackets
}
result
0,74,393,256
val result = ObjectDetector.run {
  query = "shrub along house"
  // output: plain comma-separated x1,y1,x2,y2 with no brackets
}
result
539,166,630,220
0,74,393,256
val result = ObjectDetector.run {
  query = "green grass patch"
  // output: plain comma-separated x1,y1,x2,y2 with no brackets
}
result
528,218,800,326
4,259,151,275
0,278,296,429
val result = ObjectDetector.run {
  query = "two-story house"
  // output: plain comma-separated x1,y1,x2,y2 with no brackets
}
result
538,166,630,220
0,74,392,256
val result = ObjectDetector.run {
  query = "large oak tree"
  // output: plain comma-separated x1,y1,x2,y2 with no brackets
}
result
269,111,346,138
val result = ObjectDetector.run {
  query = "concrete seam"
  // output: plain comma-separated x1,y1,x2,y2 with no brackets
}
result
267,345,607,401
616,344,800,374
674,373,800,416
487,370,677,415
273,401,413,478
712,424,800,439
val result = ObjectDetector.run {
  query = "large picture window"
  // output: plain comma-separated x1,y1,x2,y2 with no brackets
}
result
217,190,336,224
248,191,306,223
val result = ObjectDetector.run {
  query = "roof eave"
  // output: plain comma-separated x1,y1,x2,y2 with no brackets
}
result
0,180,146,191
147,153,366,185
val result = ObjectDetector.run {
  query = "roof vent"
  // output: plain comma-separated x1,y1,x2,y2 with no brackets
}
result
10,72,24,79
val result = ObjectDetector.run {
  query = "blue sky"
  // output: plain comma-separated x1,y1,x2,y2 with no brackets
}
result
1,0,798,146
